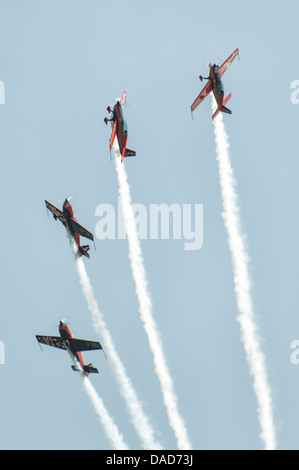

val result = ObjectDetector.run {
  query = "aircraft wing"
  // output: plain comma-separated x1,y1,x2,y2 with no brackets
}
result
220,48,239,77
109,121,117,150
36,335,66,350
120,90,126,106
191,80,213,113
69,338,102,352
45,200,64,224
68,219,94,241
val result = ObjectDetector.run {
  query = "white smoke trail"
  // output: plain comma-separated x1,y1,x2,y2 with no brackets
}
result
66,348,128,449
114,146,192,450
81,375,129,450
74,255,163,450
211,97,277,449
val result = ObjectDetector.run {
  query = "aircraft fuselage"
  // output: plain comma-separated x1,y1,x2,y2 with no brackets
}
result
209,64,225,107
59,321,85,374
62,200,81,248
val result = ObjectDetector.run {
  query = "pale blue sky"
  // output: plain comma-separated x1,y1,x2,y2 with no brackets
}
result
0,0,299,450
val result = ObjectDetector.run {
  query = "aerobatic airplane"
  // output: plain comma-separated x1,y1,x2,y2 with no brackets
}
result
104,90,136,162
36,321,103,376
45,199,94,259
191,48,239,119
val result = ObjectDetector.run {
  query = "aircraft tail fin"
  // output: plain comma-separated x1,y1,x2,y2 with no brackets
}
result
212,94,232,119
79,245,90,259
223,93,232,106
221,93,232,114
84,363,99,374
212,107,221,120
221,105,232,115
121,148,136,162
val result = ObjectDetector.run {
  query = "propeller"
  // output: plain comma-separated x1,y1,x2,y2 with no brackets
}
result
115,94,128,107
214,57,224,66
58,196,74,206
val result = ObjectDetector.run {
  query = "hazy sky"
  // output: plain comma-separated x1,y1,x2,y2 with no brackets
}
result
1,0,299,450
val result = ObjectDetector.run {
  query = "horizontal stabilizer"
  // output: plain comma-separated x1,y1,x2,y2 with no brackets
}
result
71,364,81,372
212,107,221,120
84,363,99,374
79,245,90,259
223,93,231,106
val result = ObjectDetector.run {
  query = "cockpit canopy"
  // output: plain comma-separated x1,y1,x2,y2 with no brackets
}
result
119,105,128,137
213,65,224,97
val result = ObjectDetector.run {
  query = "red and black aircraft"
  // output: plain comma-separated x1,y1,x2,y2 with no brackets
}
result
36,321,103,376
104,90,136,162
45,199,94,259
191,48,239,119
